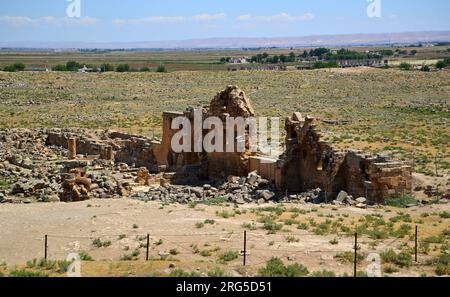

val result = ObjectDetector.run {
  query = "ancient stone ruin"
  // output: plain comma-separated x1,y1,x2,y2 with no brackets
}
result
37,85,412,204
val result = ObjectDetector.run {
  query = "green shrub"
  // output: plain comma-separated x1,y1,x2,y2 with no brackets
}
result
100,63,114,72
3,63,26,72
435,61,446,70
169,269,201,277
156,65,167,73
433,254,449,276
52,64,67,71
116,64,130,72
263,218,282,234
218,250,239,263
335,251,365,264
399,62,412,70
258,257,309,277
207,268,227,277
310,270,336,277
313,61,337,69
285,236,300,243
66,61,82,71
79,251,93,261
381,249,412,267
439,211,450,219
92,238,111,248
9,269,48,277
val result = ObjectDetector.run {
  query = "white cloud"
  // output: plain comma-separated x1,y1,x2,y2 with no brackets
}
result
0,15,98,26
0,16,33,25
192,13,226,21
113,13,227,25
236,12,314,22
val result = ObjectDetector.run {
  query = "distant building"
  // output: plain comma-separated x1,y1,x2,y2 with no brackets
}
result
227,65,286,71
336,59,387,68
78,65,97,73
229,57,249,64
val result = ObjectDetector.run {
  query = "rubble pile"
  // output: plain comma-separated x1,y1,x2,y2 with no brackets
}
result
130,171,278,204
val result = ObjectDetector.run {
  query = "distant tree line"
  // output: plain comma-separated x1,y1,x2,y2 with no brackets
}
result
220,47,398,65
3,62,26,72
51,61,167,72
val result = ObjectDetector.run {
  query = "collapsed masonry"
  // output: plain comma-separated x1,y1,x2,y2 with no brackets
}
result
45,85,411,203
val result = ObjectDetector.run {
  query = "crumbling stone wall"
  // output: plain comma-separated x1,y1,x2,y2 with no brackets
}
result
46,129,159,172
206,86,255,178
276,113,412,202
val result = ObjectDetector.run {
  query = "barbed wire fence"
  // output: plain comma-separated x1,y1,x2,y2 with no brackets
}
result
10,224,442,277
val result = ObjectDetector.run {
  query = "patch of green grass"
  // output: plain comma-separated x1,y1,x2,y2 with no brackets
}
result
207,267,227,277
335,251,365,264
9,269,48,277
380,249,412,268
285,236,300,243
216,210,234,219
79,251,94,261
92,238,112,248
201,196,228,206
257,206,286,216
218,250,239,263
200,250,212,257
261,217,283,234
258,257,309,277
169,269,201,277
439,211,450,219
297,223,309,230
385,196,419,208
169,248,179,255
310,270,336,277
329,238,339,245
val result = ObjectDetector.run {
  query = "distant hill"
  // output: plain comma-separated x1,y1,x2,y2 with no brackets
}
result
1,30,450,50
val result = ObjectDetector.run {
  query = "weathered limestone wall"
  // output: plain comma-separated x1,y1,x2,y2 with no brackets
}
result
46,129,159,171
277,113,412,202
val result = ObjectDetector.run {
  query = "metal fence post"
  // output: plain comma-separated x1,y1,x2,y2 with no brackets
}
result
354,233,358,277
415,226,418,263
243,230,247,266
146,234,150,261
44,234,48,261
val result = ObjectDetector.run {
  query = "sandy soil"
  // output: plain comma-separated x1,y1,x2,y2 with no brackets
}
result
0,198,448,277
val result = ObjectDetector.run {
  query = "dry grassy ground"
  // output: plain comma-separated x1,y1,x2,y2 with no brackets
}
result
0,198,448,277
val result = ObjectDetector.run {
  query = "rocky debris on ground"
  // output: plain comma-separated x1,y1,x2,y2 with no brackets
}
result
0,128,420,207
130,171,277,204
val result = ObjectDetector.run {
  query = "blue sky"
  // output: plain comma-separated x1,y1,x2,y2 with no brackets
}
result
0,0,449,42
